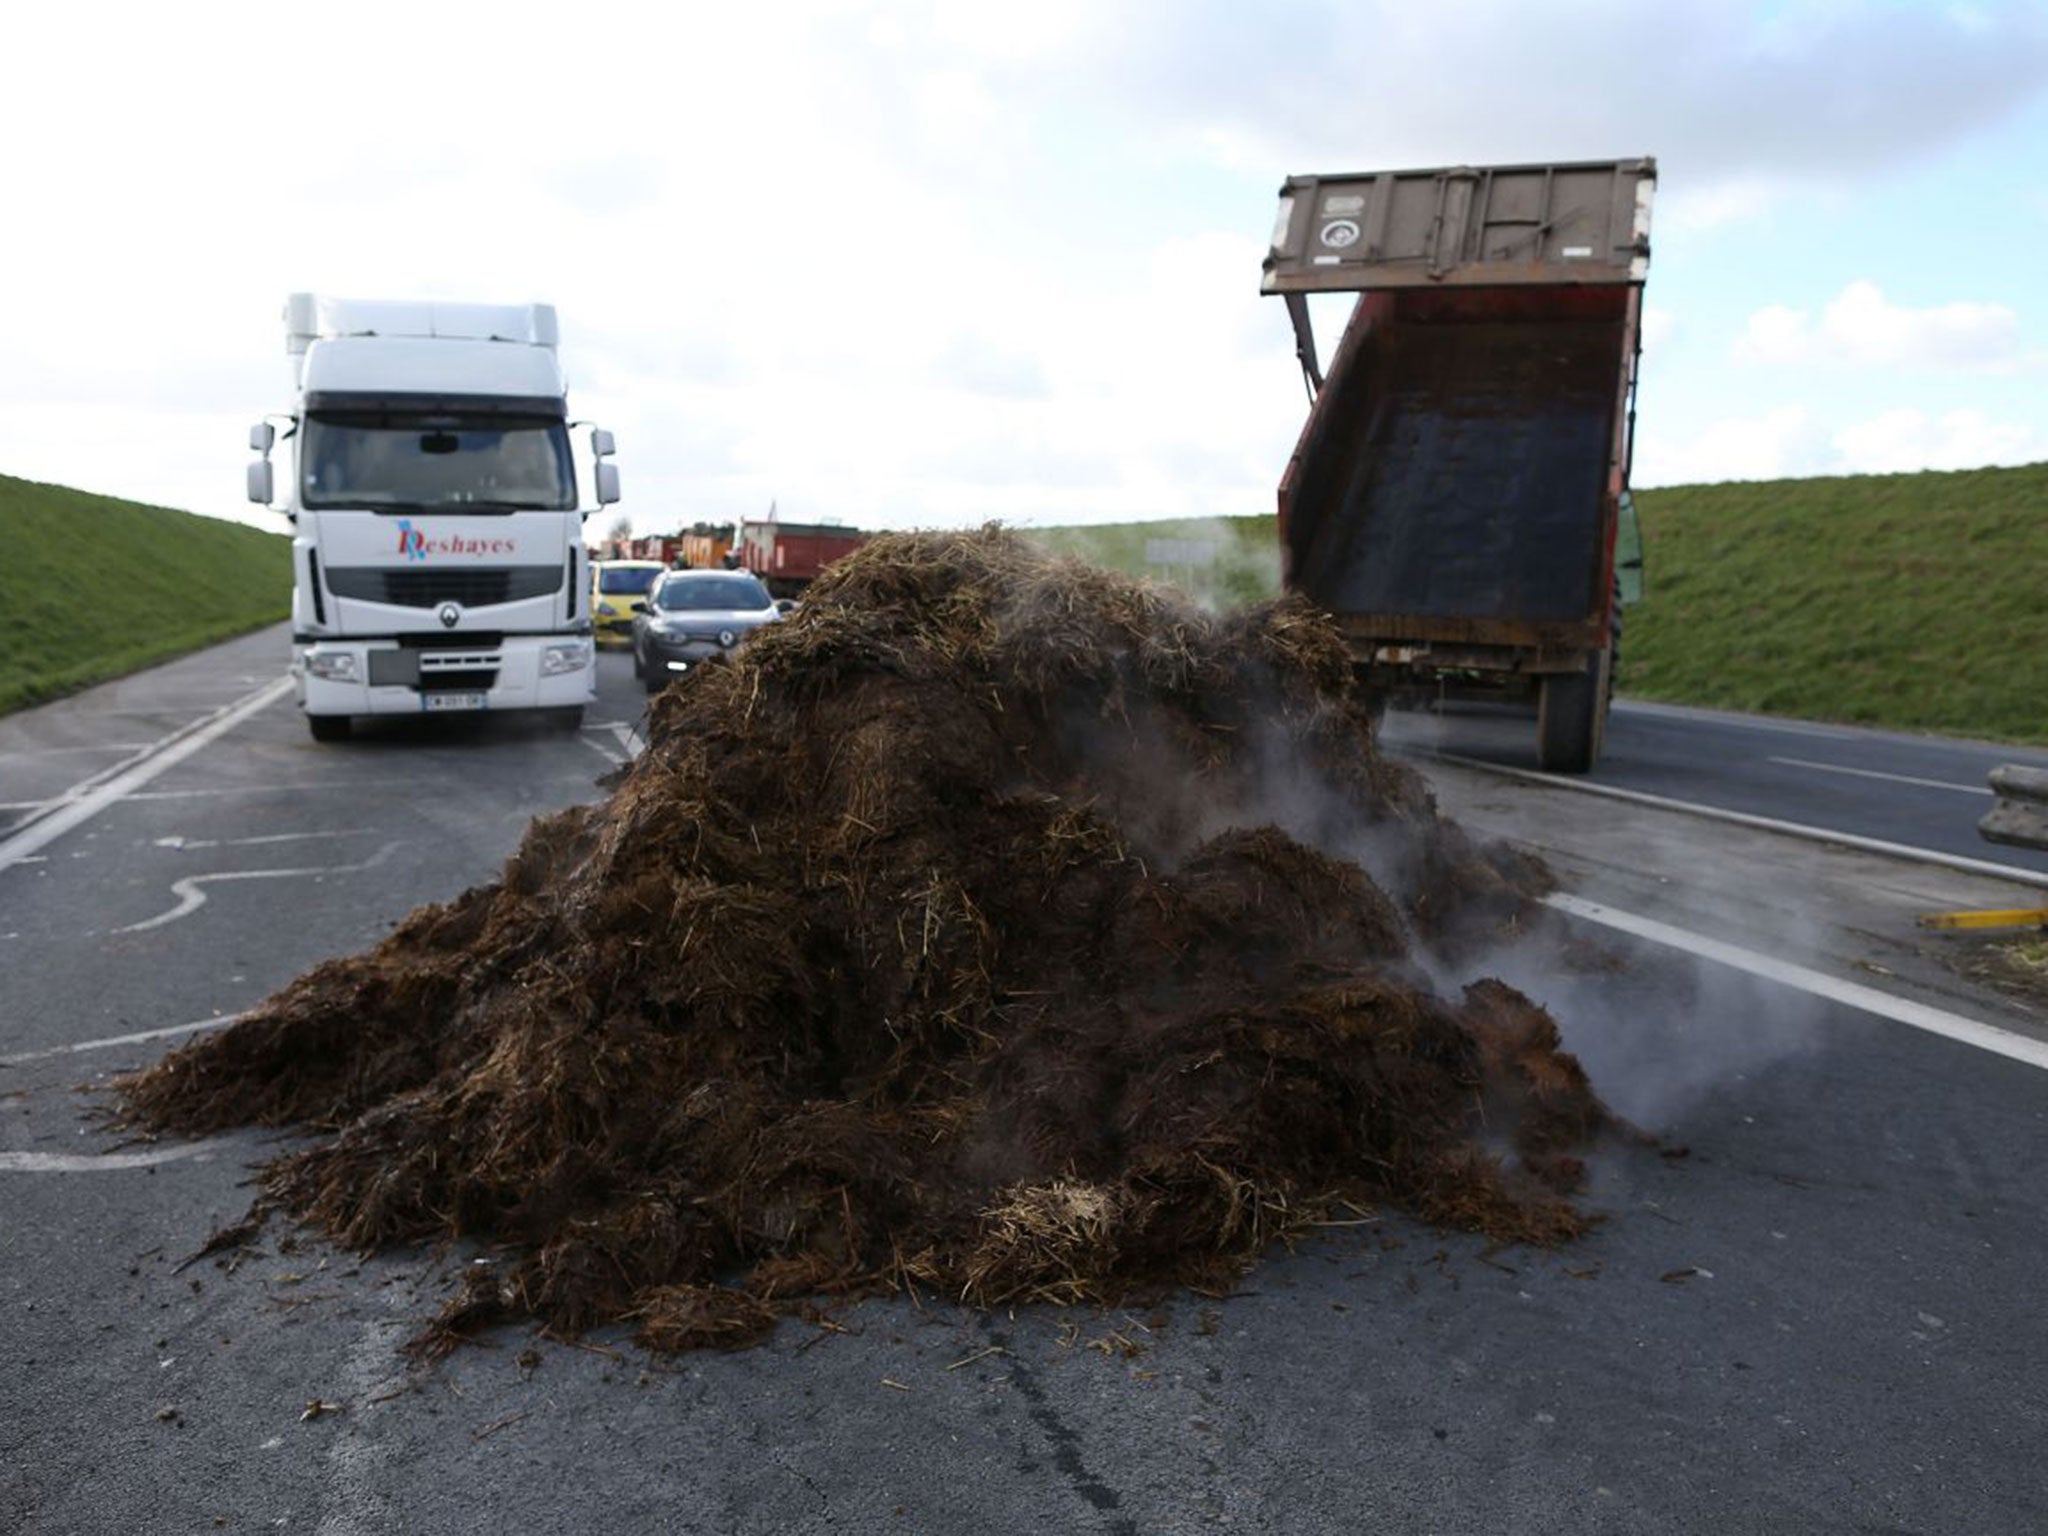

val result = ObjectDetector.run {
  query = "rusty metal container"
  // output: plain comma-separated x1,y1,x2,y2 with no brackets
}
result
1262,159,1655,295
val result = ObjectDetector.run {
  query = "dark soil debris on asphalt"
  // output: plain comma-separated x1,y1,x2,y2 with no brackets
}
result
118,528,1615,1354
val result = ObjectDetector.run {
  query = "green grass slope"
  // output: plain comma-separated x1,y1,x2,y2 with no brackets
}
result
0,473,290,715
1625,462,2048,745
1035,459,2048,747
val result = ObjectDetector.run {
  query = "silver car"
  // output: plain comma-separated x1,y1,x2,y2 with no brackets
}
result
632,570,783,692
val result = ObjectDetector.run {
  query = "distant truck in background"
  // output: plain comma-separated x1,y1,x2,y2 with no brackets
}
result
591,524,736,570
678,522,736,571
1263,159,1654,772
248,293,621,741
736,518,870,599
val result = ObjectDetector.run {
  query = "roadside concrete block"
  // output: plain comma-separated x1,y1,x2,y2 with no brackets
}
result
1980,765,2048,851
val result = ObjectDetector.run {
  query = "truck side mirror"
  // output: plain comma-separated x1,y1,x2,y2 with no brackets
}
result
589,428,616,458
246,460,274,505
249,422,276,454
595,462,621,506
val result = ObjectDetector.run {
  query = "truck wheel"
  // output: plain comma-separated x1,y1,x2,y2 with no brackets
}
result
307,714,350,743
1536,648,1611,773
545,707,585,732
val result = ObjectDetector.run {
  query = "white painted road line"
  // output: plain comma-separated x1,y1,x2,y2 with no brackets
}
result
153,830,369,851
0,741,154,760
579,732,627,769
1546,892,2048,1072
1767,756,1992,796
116,841,402,933
0,1143,218,1173
0,1014,245,1068
609,721,645,759
1433,752,2048,891
0,675,293,875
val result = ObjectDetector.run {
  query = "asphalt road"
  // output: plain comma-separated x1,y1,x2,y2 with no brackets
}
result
3,630,2046,1533
1382,696,2048,876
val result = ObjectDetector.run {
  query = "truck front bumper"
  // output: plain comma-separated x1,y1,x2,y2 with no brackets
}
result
293,635,595,717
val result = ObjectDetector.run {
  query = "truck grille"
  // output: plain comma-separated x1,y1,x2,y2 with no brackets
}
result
367,647,504,692
325,566,562,608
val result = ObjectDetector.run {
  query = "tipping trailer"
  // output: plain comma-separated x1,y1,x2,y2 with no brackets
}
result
1264,159,1655,772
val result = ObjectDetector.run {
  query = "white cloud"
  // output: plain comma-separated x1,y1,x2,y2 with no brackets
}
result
1734,282,2032,371
1030,0,2048,220
1633,406,1816,487
1,1,2045,533
1831,408,2041,474
1636,403,2043,487
1653,179,1782,233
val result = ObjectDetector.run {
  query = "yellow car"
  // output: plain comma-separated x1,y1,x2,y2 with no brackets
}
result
590,559,666,648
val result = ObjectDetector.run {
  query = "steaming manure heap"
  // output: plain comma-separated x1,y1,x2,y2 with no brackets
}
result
120,528,1613,1354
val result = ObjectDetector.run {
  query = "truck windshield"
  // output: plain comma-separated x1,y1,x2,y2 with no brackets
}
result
301,413,575,511
655,575,772,611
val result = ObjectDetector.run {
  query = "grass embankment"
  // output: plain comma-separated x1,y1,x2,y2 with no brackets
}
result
1623,462,2048,745
0,473,291,716
1036,459,2048,746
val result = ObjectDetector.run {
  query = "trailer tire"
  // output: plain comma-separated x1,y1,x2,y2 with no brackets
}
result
306,714,350,744
1536,648,1610,774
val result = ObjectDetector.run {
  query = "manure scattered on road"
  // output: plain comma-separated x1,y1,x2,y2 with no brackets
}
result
118,528,1615,1354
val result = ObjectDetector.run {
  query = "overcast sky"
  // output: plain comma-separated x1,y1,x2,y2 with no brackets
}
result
6,0,2047,536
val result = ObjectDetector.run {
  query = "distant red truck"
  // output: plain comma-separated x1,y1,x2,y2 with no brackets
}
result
736,520,869,598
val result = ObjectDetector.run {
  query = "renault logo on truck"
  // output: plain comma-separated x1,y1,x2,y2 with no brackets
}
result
438,602,461,629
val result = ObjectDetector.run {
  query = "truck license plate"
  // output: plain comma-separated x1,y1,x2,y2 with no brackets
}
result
421,691,486,713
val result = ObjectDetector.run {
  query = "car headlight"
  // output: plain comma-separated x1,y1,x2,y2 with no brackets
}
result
303,650,358,682
542,640,592,676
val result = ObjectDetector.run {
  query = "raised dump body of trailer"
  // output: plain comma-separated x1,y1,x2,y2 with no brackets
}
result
1264,159,1655,772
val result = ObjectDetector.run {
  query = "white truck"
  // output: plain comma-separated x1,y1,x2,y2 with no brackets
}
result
246,293,620,741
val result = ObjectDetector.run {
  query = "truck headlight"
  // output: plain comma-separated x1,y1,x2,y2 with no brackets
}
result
303,650,358,682
542,640,592,676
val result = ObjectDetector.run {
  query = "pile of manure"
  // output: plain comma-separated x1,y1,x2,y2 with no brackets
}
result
118,527,1613,1354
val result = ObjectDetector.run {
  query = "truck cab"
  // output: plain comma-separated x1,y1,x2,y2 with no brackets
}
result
249,295,620,741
